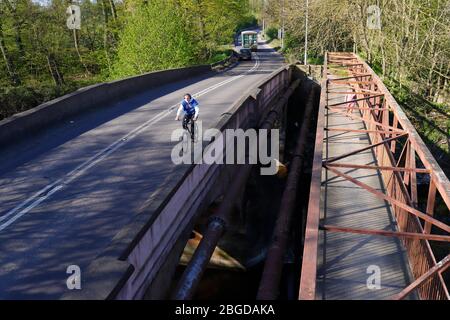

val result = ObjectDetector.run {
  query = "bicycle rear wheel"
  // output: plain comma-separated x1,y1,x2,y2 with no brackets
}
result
190,120,195,141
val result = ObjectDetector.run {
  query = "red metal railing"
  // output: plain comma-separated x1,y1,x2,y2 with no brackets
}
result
299,52,450,300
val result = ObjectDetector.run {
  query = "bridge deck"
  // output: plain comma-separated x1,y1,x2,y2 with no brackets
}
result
315,79,417,299
0,41,285,299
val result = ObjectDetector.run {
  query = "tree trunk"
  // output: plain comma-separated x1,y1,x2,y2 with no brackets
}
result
108,0,117,21
46,54,57,86
4,0,25,57
101,0,112,73
0,14,20,86
195,0,208,59
73,29,90,76
47,53,65,87
380,40,386,78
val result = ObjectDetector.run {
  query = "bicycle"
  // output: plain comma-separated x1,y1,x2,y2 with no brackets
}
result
183,116,198,143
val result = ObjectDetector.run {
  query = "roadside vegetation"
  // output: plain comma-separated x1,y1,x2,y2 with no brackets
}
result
257,0,450,176
264,27,281,51
256,0,449,277
0,0,256,120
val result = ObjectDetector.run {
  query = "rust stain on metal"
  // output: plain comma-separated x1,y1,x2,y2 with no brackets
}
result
298,52,450,300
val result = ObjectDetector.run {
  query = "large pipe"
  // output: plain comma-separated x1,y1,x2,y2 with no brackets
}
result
256,82,317,300
171,164,252,300
172,79,301,300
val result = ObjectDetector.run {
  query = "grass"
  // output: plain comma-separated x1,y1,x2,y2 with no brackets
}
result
327,64,350,77
208,49,235,64
265,38,282,51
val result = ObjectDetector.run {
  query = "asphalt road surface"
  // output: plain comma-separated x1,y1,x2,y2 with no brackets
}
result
0,41,285,299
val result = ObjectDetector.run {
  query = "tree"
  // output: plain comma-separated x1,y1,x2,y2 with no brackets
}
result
0,0,255,120
0,3,21,85
111,0,199,78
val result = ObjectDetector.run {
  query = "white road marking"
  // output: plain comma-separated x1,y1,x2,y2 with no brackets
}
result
0,55,260,232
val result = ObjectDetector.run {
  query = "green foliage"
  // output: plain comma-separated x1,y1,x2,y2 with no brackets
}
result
0,0,254,119
179,0,252,60
265,27,278,40
110,1,198,79
383,77,450,171
236,14,258,31
259,0,450,175
0,86,42,119
0,81,91,120
307,56,324,65
208,50,234,64
111,0,253,78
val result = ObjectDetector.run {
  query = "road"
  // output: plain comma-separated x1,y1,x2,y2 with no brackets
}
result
0,41,285,299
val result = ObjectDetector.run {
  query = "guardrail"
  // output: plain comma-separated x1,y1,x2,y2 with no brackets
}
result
298,53,328,301
63,63,293,300
353,53,450,300
299,52,450,300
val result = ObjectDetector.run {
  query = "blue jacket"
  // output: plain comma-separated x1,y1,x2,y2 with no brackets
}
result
181,98,199,116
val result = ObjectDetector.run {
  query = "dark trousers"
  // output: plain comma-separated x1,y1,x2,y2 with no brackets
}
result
182,113,194,130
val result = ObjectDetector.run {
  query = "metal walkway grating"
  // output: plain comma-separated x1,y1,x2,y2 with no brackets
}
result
299,52,450,300
315,78,416,299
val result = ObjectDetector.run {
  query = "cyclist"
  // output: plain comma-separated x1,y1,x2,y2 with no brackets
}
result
345,92,357,116
175,93,199,129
